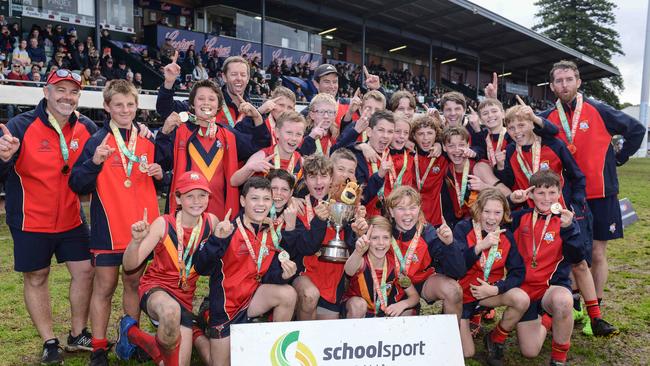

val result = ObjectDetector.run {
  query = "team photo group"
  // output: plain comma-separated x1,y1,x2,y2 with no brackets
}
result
1,35,645,366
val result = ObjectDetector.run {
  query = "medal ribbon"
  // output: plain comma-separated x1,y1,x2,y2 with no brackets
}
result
175,211,203,287
315,136,331,155
555,93,583,144
486,128,506,166
236,217,269,275
531,211,552,267
515,136,541,181
221,101,236,128
273,145,296,176
305,195,314,224
47,113,70,164
472,220,500,281
368,257,388,313
453,160,470,208
109,121,139,179
269,217,284,250
391,224,422,275
388,150,409,189
414,152,436,191
371,149,390,198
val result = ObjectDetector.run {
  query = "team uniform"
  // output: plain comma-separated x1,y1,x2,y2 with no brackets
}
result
342,255,399,317
539,94,645,241
194,214,290,338
298,195,358,312
412,147,448,226
69,122,160,266
454,219,525,319
441,158,478,228
261,145,303,180
510,208,583,321
138,212,214,327
1,99,97,272
155,120,268,219
298,129,336,156
390,224,466,301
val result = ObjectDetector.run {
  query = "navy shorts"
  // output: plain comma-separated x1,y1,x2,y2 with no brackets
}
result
140,288,194,328
462,301,481,319
206,307,252,339
587,195,623,241
520,298,544,322
91,252,124,267
318,296,343,314
11,224,91,272
572,201,593,266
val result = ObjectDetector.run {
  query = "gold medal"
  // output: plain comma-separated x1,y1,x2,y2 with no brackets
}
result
278,250,290,263
124,179,132,188
550,203,562,215
398,274,412,288
568,144,577,154
255,274,262,282
531,260,537,269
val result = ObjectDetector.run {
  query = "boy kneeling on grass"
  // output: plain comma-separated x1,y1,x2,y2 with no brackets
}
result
194,176,298,366
116,171,217,365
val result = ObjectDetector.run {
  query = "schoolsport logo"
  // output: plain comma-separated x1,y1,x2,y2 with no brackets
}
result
270,331,318,366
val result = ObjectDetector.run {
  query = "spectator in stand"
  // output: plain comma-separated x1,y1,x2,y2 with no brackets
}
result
52,24,64,40
0,15,7,27
29,65,42,80
30,71,41,84
295,86,306,101
206,50,220,77
199,44,209,65
192,59,209,81
10,23,20,44
133,72,143,88
92,67,106,86
85,36,94,51
0,25,14,55
7,63,27,85
70,42,89,71
101,57,116,80
80,67,92,86
65,28,77,52
126,70,134,83
49,52,71,71
12,39,31,67
88,47,100,70
27,38,46,68
181,49,196,77
115,59,129,80
42,24,54,45
160,37,175,65
53,37,69,58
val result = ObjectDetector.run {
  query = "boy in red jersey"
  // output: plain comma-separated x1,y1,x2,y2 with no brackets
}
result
69,80,162,366
194,177,299,366
454,188,528,359
257,86,296,145
116,171,218,365
300,93,341,156
230,110,306,185
502,170,583,366
384,186,465,320
344,216,420,318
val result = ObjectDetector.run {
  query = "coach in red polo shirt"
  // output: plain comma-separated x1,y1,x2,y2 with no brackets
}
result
0,70,96,364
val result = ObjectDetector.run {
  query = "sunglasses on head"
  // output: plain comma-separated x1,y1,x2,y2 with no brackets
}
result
48,69,81,82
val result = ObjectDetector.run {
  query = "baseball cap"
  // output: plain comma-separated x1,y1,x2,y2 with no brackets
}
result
313,63,338,81
46,69,82,88
175,171,212,195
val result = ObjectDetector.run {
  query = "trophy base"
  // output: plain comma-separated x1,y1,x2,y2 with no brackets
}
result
319,244,349,263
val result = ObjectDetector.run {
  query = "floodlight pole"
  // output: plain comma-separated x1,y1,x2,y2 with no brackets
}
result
429,41,433,95
476,56,480,99
361,19,366,87
261,0,266,67
95,0,100,51
638,0,650,157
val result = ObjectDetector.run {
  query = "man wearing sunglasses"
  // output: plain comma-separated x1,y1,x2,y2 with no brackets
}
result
0,69,96,364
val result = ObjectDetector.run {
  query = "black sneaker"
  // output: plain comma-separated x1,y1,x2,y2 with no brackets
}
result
550,360,568,366
65,327,92,352
132,346,152,363
89,348,108,366
41,339,63,365
591,317,620,337
484,333,505,366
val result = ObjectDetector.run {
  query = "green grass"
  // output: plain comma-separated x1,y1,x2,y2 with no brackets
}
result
0,159,649,365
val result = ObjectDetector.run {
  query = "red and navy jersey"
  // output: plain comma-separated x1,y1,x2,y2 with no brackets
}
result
454,219,525,304
69,123,160,252
263,115,278,146
194,214,289,325
510,208,584,300
155,119,270,220
441,158,477,228
391,224,466,301
0,99,97,232
343,255,398,316
497,137,586,207
412,147,448,226
139,212,213,311
539,96,645,199
261,145,303,180
298,133,336,156
384,147,414,196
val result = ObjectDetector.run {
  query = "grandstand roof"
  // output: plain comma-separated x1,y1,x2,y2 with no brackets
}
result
214,0,619,84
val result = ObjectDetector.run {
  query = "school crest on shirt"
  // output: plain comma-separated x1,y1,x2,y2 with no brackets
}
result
540,160,550,171
69,138,79,151
409,253,419,263
579,120,589,131
543,231,555,243
178,139,187,150
432,166,441,174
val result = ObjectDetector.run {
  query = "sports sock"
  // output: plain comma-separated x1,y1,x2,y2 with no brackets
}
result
551,340,570,362
585,299,602,321
541,313,553,331
157,335,180,366
128,325,162,364
490,322,510,344
572,290,582,311
91,337,108,352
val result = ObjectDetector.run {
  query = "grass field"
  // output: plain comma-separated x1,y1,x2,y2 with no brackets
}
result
0,159,648,366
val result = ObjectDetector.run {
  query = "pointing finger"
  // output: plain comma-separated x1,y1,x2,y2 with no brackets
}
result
492,72,498,87
0,124,12,138
265,152,277,161
171,50,179,64
223,208,232,222
101,133,111,146
143,208,148,223
516,95,526,106
363,65,370,79
468,106,477,115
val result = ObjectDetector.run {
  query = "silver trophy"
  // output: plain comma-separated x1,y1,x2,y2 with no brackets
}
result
320,202,354,262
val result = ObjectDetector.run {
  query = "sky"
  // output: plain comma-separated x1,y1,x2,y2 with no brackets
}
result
470,0,648,105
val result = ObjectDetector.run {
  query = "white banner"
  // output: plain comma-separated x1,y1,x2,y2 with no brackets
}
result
231,315,464,366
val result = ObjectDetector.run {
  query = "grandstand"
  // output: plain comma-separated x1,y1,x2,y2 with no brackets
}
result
0,0,620,123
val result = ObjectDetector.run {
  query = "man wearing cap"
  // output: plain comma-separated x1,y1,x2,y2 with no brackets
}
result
0,69,96,364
